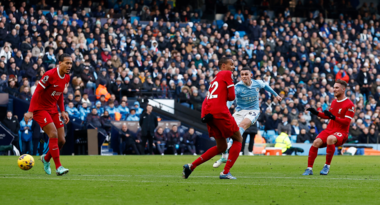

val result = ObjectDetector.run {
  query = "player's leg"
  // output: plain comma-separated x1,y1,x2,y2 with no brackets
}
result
302,134,325,175
183,124,225,179
214,111,247,167
321,134,340,175
54,126,69,175
213,138,229,168
220,129,243,179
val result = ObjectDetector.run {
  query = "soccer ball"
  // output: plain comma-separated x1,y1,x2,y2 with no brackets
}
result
18,154,35,171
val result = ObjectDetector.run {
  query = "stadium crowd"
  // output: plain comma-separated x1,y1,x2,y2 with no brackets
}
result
0,0,380,155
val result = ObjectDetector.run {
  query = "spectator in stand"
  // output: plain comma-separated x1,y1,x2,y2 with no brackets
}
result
119,123,140,155
167,125,180,155
265,113,280,133
5,80,18,97
139,104,158,155
154,127,166,155
95,101,104,116
118,100,130,120
101,110,113,134
133,101,143,116
19,86,32,101
179,86,191,107
19,117,33,154
82,65,96,90
79,102,90,121
359,127,369,143
2,111,20,152
277,116,291,135
96,80,111,101
126,108,139,121
86,107,103,128
181,127,197,155
66,101,80,119
106,101,117,119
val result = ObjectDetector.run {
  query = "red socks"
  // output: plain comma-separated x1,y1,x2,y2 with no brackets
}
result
223,141,242,174
326,144,335,165
308,146,318,168
47,138,61,169
191,146,220,170
44,151,52,162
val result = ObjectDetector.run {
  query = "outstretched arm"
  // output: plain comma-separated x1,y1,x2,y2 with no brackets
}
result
264,84,278,97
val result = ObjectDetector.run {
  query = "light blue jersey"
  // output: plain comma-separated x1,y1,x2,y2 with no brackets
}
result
228,79,278,112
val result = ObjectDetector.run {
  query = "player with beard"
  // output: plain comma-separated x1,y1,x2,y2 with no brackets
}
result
24,53,72,176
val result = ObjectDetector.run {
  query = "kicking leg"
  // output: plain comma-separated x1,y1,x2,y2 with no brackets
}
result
303,138,323,175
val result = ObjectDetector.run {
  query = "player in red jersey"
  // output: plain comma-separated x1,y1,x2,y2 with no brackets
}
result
303,80,355,175
183,57,243,179
24,53,72,176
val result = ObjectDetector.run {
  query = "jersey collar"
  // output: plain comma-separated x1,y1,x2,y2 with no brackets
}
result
57,66,64,79
336,97,347,102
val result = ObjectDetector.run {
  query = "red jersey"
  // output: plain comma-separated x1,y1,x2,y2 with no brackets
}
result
324,98,355,133
29,67,70,113
201,70,235,118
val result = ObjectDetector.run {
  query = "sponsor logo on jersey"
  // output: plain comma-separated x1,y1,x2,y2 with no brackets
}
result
348,107,354,112
338,108,342,114
51,91,62,96
44,118,47,123
54,85,58,87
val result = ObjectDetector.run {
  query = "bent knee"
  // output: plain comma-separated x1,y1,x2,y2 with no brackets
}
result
327,135,337,144
312,138,323,147
59,138,66,145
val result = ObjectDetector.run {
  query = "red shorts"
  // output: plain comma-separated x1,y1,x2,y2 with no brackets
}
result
316,130,348,147
206,113,239,139
33,110,64,129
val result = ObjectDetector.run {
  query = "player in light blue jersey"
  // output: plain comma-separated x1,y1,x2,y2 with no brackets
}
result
213,67,282,167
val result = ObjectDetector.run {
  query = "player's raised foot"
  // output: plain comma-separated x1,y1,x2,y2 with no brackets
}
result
213,157,227,168
320,165,330,175
56,166,69,176
40,154,51,175
302,168,313,175
219,172,236,179
182,164,193,179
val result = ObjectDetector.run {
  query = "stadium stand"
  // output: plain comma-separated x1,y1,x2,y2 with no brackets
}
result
0,0,380,155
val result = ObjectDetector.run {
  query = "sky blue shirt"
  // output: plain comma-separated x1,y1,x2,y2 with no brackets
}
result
228,79,278,112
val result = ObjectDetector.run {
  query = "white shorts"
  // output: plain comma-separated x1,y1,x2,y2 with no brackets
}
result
232,110,260,126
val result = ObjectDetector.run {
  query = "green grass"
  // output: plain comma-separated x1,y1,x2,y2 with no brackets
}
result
1,155,380,205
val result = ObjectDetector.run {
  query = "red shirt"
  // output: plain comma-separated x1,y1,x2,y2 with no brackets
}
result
29,67,70,113
325,98,355,133
201,70,235,118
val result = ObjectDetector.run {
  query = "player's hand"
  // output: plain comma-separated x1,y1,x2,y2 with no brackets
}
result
61,112,70,124
307,108,319,116
24,112,33,124
275,96,282,102
323,110,336,120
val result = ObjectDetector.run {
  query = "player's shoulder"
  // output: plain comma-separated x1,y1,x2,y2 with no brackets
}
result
218,70,233,78
45,68,56,76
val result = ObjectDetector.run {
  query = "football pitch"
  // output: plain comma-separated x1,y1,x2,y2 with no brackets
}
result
1,155,380,205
